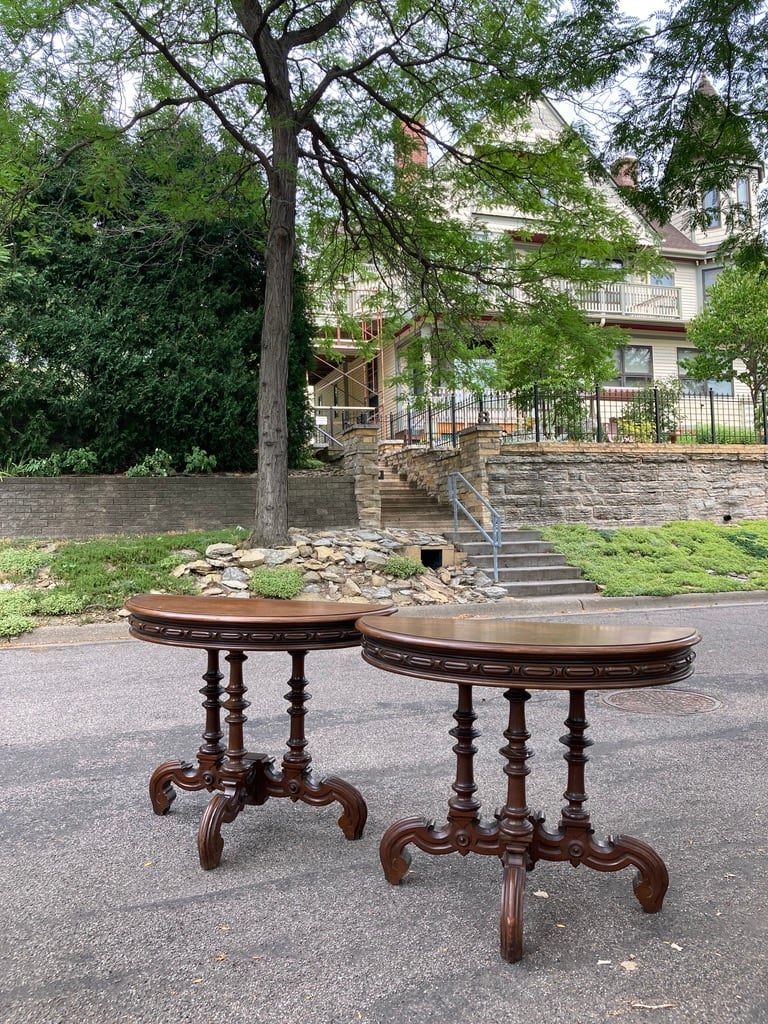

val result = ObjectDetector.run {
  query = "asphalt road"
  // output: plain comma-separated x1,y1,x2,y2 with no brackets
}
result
1,595,767,1024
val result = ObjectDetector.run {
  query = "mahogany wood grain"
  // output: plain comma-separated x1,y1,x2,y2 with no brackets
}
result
126,593,394,868
357,614,700,963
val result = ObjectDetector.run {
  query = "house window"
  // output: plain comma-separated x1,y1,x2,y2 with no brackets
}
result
702,265,723,298
703,188,721,228
736,177,751,222
609,345,653,387
650,271,674,287
677,347,733,396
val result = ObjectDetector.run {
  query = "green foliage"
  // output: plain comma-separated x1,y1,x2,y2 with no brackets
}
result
34,590,92,616
612,5,768,234
0,119,314,474
694,426,758,444
622,380,682,438
383,555,428,579
0,547,47,581
183,447,217,474
248,566,304,599
124,449,175,477
60,448,99,474
541,520,768,597
488,308,623,393
686,267,768,405
0,528,247,633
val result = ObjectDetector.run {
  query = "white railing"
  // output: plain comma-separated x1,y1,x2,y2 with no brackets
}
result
557,282,683,320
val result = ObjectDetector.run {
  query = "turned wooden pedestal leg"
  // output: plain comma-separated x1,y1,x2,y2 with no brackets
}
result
149,649,226,814
262,650,368,840
497,688,535,963
380,683,499,883
529,689,669,913
197,651,269,870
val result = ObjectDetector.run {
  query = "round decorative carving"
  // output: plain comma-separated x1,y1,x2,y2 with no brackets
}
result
359,637,697,691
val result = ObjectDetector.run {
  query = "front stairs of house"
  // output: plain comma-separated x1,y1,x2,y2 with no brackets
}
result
379,464,596,599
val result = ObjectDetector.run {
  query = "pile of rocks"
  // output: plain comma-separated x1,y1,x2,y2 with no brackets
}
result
171,527,510,606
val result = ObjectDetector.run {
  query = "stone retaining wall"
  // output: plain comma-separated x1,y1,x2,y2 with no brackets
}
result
487,444,768,526
0,473,358,539
381,432,768,527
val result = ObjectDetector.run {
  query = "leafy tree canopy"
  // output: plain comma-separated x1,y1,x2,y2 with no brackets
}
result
606,0,768,237
0,118,314,471
685,265,768,406
0,0,655,542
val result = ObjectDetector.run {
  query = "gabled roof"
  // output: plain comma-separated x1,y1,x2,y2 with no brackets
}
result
653,219,710,259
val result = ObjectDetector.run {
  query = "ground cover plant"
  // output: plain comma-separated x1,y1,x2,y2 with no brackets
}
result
541,519,768,597
0,529,247,638
3,520,768,640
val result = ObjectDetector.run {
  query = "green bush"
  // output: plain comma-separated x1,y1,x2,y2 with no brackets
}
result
694,426,757,444
60,447,99,474
383,554,427,579
124,449,175,477
183,447,217,474
248,566,304,599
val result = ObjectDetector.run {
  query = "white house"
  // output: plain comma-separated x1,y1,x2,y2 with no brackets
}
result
310,93,763,446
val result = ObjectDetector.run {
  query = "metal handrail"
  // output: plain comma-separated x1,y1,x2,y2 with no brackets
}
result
447,472,502,582
312,425,344,450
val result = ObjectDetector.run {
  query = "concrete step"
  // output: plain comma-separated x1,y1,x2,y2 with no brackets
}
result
452,529,596,597
455,539,554,557
470,554,572,572
493,579,598,597
452,528,543,544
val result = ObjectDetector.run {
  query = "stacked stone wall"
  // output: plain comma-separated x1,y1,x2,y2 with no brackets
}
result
487,444,768,526
380,434,768,527
0,473,358,540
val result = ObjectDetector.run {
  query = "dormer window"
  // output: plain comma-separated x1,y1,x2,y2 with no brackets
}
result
703,188,721,228
736,177,751,222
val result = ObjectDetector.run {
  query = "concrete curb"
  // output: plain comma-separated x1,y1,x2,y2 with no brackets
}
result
5,589,768,647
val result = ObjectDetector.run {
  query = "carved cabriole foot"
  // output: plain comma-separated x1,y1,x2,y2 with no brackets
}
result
149,649,226,815
149,758,215,815
197,790,247,870
380,683,500,884
260,648,368,840
379,814,499,884
262,765,368,839
500,850,527,963
194,754,271,869
528,687,669,914
529,815,669,912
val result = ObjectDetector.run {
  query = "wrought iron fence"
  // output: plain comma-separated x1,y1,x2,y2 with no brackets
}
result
383,385,768,448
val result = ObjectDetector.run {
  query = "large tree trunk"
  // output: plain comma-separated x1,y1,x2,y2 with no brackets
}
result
248,33,299,547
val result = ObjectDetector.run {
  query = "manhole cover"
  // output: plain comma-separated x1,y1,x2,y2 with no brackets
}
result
599,689,722,715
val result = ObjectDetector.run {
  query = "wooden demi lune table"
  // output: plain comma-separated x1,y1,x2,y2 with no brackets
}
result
126,594,394,869
356,615,701,963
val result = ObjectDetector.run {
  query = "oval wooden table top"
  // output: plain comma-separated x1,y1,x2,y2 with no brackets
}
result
356,615,701,691
125,593,395,651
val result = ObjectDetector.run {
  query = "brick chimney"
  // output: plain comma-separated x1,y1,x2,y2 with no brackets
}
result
395,121,428,173
611,156,638,187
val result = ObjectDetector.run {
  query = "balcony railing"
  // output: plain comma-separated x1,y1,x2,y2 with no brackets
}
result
556,282,683,320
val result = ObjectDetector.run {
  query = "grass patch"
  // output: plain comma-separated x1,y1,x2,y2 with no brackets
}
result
541,520,768,596
248,566,304,599
0,528,247,637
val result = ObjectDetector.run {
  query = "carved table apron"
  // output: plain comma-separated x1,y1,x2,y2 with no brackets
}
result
355,615,701,963
126,594,394,869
